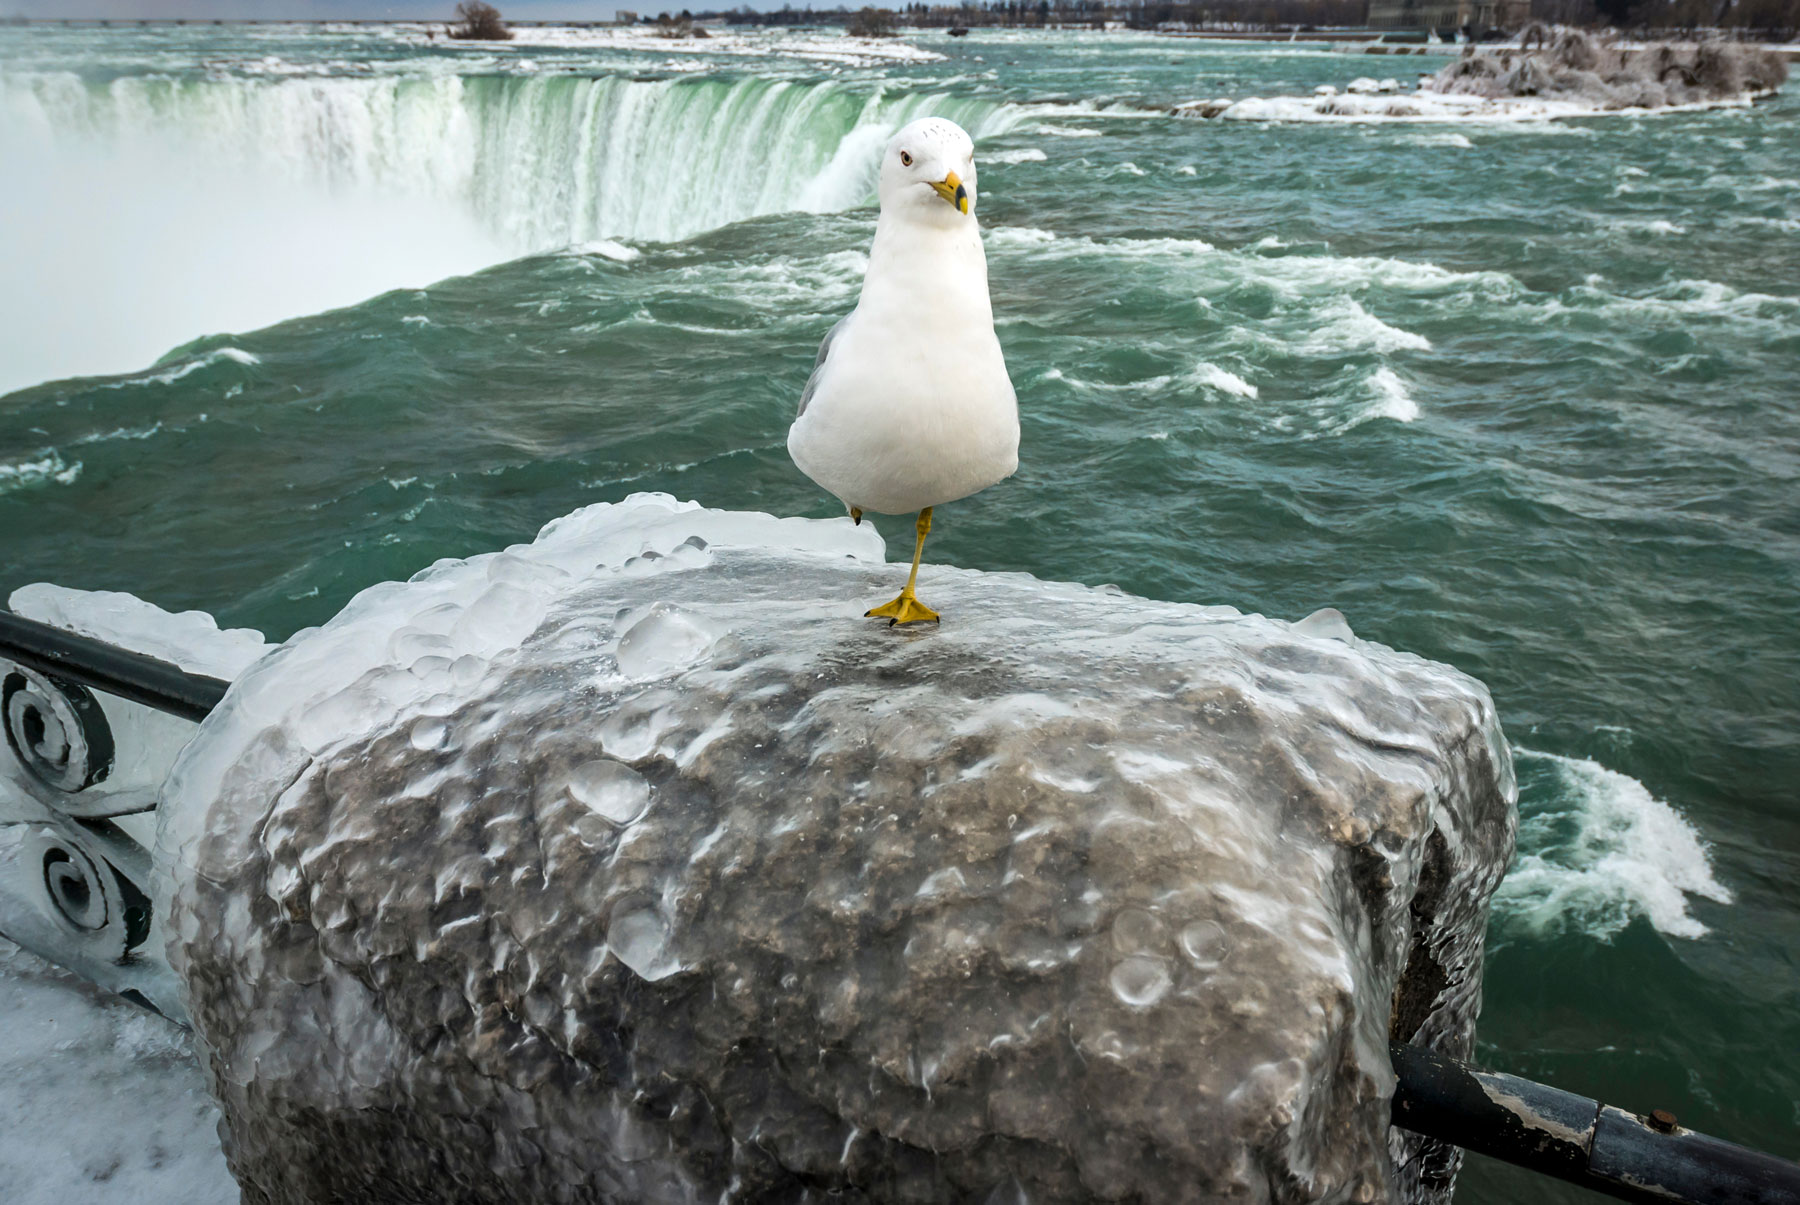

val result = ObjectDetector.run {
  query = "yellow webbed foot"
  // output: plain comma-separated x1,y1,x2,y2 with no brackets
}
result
865,590,939,627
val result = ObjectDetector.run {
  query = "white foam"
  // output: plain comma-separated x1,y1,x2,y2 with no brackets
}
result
1188,362,1258,399
1402,132,1474,148
1496,750,1732,941
984,230,1215,262
1361,366,1419,423
71,422,164,446
984,147,1048,165
985,226,1059,247
571,239,643,262
1297,298,1432,355
1304,366,1421,439
0,451,81,494
102,348,262,391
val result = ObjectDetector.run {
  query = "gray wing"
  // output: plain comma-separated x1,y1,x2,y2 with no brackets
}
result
797,314,850,419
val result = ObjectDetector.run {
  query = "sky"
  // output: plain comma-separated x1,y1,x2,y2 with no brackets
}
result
1,2,752,18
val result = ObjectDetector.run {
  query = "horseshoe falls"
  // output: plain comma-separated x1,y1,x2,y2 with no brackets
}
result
2,52,1020,389
3,20,1800,1205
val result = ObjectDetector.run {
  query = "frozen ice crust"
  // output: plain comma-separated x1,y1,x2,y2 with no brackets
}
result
160,493,1515,1204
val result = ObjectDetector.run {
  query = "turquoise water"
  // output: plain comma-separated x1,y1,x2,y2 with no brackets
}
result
3,23,1798,1195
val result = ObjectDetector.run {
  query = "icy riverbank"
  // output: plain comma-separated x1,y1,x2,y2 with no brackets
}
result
1180,29,1787,123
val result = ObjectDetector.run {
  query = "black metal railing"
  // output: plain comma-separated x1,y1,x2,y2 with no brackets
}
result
1392,1042,1800,1205
2,608,1798,1204
0,611,228,723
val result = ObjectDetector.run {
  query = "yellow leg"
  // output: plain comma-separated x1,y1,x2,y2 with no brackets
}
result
865,508,940,626
850,506,863,526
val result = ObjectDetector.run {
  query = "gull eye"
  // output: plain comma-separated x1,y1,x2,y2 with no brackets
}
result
899,151,913,167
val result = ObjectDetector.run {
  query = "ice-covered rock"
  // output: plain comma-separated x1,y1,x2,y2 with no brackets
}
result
1426,27,1787,110
159,493,1516,1204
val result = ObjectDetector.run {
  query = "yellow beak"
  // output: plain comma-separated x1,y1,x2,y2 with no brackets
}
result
930,170,971,215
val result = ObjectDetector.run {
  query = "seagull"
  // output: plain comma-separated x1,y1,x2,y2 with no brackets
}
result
787,117,1019,626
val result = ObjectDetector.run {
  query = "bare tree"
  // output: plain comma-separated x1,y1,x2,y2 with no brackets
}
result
848,6,901,33
449,2,513,41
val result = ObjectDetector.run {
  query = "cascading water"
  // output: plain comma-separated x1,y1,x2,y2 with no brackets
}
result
5,70,1021,249
0,66,1020,390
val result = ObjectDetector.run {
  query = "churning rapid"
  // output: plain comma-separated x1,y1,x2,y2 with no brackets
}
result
2,20,1799,1205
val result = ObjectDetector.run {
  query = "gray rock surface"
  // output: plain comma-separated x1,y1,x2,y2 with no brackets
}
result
159,494,1516,1204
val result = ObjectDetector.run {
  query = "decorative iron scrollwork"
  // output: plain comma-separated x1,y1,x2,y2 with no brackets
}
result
0,820,169,1010
0,629,196,1021
31,829,151,954
41,843,109,932
3,665,115,794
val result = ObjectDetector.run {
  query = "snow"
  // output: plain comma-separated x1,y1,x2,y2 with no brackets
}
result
383,22,947,68
0,938,232,1205
9,584,269,681
1220,87,1761,124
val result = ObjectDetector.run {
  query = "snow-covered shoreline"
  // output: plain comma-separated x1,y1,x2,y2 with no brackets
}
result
1203,86,1768,123
369,21,948,67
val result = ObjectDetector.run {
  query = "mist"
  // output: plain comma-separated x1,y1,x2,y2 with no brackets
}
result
0,117,507,394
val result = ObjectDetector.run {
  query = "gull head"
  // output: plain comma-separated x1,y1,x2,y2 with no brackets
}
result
879,117,978,229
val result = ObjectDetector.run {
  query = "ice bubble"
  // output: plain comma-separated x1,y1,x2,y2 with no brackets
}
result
917,866,969,898
408,601,463,634
597,698,677,763
407,654,454,683
389,627,455,664
408,719,448,752
450,654,487,690
1179,919,1232,968
607,904,680,982
615,603,719,680
565,759,650,826
1294,608,1355,643
450,582,549,654
1109,956,1173,1008
1110,908,1170,956
295,673,409,754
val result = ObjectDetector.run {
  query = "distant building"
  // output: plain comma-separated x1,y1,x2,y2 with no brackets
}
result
616,10,639,24
1366,0,1529,31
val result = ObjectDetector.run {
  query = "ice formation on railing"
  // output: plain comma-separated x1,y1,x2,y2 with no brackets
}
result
0,585,270,1019
150,493,1515,1204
